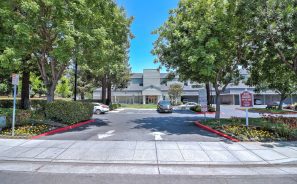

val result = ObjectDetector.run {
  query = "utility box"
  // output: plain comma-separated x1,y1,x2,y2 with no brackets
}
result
0,116,6,130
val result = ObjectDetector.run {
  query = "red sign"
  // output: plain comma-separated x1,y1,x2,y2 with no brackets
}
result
240,91,253,107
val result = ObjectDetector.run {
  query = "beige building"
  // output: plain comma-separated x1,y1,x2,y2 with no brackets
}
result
93,69,297,105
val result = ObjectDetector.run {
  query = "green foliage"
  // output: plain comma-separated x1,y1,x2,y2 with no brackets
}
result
203,117,297,141
110,103,121,110
0,124,53,137
244,0,297,76
44,101,93,125
0,108,35,128
30,73,46,98
1,0,133,102
0,99,47,110
56,76,72,98
190,105,216,112
153,0,248,118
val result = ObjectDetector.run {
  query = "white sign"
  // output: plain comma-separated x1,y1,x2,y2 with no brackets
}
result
199,89,208,112
12,74,19,85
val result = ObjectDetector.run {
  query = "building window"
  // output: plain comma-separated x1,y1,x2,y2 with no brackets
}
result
184,82,188,86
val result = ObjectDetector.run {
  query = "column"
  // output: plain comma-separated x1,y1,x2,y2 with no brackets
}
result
143,96,146,104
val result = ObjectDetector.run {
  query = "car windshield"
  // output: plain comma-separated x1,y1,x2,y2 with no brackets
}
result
160,101,171,105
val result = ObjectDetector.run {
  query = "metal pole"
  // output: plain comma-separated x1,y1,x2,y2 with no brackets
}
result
12,84,17,136
245,108,249,127
74,59,78,101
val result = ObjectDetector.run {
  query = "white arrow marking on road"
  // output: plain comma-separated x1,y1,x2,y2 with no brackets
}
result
150,132,165,141
98,130,115,139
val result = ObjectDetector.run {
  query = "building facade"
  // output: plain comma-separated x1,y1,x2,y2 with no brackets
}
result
93,69,297,105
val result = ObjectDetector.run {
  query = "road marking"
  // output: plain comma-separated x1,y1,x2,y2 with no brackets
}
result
150,132,165,141
98,130,115,139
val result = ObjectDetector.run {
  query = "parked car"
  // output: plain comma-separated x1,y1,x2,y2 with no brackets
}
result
272,101,288,107
254,99,262,105
180,102,198,109
92,103,109,114
157,100,173,113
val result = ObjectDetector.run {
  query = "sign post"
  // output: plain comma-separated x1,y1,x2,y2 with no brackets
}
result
11,74,19,136
199,89,208,122
240,90,253,127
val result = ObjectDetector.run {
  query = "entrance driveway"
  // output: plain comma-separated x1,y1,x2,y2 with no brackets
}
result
41,109,226,142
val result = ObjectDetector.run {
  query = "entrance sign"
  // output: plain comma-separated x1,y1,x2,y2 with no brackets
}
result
240,91,253,107
240,90,253,127
11,74,19,136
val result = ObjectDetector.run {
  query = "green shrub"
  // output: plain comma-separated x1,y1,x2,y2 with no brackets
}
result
0,99,47,109
45,101,93,125
190,105,216,112
110,103,121,110
0,108,34,128
208,105,216,112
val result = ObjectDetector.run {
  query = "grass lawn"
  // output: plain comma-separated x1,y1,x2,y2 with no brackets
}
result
200,117,297,141
238,108,297,114
120,104,157,109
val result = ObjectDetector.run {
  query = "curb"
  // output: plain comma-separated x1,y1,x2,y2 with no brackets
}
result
194,121,240,142
31,119,95,139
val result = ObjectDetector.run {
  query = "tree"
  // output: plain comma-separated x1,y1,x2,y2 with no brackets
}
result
30,73,46,98
168,83,183,105
153,0,248,118
56,76,72,98
245,0,297,76
247,58,297,110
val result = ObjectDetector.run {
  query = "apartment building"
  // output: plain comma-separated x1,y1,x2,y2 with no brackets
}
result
93,69,297,105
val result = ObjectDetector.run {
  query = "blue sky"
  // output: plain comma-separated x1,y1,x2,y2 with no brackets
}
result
116,0,179,73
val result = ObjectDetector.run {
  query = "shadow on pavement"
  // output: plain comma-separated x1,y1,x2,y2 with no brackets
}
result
131,116,227,141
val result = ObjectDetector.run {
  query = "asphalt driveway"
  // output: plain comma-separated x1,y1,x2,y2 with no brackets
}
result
41,109,226,142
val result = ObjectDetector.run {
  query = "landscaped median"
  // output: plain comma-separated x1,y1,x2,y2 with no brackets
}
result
196,116,297,142
0,100,94,139
237,107,297,114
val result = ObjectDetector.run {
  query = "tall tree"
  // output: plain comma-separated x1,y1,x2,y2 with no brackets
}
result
153,0,248,118
245,0,297,76
247,57,297,110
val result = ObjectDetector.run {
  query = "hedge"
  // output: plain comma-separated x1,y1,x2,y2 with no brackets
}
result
110,103,121,110
0,108,34,128
0,99,47,110
190,105,216,112
45,101,94,125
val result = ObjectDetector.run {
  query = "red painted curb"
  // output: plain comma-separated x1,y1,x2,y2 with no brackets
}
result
194,121,240,142
31,119,96,139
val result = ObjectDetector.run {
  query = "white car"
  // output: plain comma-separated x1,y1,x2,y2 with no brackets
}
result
180,102,198,109
92,103,109,114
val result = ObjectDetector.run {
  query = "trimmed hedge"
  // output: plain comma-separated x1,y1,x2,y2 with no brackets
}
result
0,108,34,128
110,103,121,110
45,101,94,125
190,105,216,112
0,99,47,110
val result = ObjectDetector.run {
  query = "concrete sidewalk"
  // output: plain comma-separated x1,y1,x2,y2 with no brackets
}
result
0,139,297,165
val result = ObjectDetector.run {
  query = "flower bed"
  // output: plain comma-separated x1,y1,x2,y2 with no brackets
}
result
201,117,297,141
0,124,56,138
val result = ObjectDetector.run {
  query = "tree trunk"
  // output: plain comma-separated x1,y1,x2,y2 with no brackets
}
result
101,74,107,104
20,70,30,109
206,82,211,105
46,84,56,103
107,80,112,105
278,94,287,110
80,92,85,100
